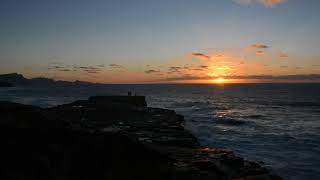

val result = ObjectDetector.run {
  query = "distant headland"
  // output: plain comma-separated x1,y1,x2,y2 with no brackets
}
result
0,73,94,87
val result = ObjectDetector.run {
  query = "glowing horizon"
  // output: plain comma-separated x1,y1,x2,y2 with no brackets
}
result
0,0,319,83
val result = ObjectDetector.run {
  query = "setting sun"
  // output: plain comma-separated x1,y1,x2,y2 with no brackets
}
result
212,77,229,84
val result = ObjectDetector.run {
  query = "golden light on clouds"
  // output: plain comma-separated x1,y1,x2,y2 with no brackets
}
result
40,42,320,84
234,0,286,7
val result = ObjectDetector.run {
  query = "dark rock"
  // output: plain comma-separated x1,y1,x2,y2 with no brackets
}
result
89,96,147,107
0,101,171,180
0,101,67,128
0,81,14,87
0,130,172,180
0,96,281,180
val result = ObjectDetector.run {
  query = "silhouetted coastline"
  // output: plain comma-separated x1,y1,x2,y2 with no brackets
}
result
0,73,94,87
0,96,282,180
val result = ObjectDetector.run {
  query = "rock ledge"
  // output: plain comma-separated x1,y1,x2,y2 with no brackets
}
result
0,96,282,180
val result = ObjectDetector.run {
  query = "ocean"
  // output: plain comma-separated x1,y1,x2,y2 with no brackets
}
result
1,83,319,180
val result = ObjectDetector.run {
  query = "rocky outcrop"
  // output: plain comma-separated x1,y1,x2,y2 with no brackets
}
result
0,96,282,180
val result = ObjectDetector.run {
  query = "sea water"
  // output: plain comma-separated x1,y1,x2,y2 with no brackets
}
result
1,83,319,180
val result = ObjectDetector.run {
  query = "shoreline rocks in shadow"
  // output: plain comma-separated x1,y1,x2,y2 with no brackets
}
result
0,96,283,180
0,81,14,87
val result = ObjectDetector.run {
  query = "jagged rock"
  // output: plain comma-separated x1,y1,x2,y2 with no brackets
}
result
0,96,282,180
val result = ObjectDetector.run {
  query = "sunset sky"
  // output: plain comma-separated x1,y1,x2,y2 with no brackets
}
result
1,0,320,83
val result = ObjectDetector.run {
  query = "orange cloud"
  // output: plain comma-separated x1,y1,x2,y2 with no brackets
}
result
145,69,160,74
246,63,268,67
191,52,210,60
234,0,286,7
199,65,209,69
192,65,209,71
55,65,104,74
279,52,289,58
214,54,225,58
259,0,286,7
167,66,182,74
249,43,269,49
256,50,265,55
77,66,102,74
109,64,124,69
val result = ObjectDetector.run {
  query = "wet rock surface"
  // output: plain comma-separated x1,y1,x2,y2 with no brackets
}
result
0,96,282,180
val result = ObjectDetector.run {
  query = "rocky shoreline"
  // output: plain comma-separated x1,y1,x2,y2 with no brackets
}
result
0,96,282,180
